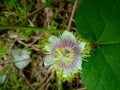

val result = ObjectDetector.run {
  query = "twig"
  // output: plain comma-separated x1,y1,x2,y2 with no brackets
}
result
41,0,53,29
67,0,78,31
13,7,44,25
45,83,50,90
4,75,10,85
28,7,44,17
76,87,87,90
20,70,34,90
40,70,54,90
17,38,38,47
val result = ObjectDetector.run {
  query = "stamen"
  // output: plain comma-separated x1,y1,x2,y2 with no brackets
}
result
51,39,80,69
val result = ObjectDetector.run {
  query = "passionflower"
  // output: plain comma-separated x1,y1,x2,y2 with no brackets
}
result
44,31,89,81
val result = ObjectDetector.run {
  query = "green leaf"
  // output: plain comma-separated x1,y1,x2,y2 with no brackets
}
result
75,0,120,44
75,0,120,90
82,45,120,90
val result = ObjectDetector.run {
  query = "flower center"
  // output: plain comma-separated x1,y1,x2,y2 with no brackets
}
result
51,39,80,69
54,47,74,62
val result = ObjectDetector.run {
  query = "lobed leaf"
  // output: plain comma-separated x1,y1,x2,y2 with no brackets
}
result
75,0,120,90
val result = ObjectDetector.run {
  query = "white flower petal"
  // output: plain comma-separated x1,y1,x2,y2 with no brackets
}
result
79,42,86,52
48,35,60,44
61,31,76,41
44,55,54,66
63,69,70,78
45,44,52,52
71,65,79,74
12,49,31,69
77,57,82,70
14,59,31,69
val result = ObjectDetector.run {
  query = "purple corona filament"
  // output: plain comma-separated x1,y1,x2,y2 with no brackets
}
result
51,39,80,69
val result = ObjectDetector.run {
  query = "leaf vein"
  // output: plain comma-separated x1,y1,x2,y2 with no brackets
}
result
99,47,120,83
